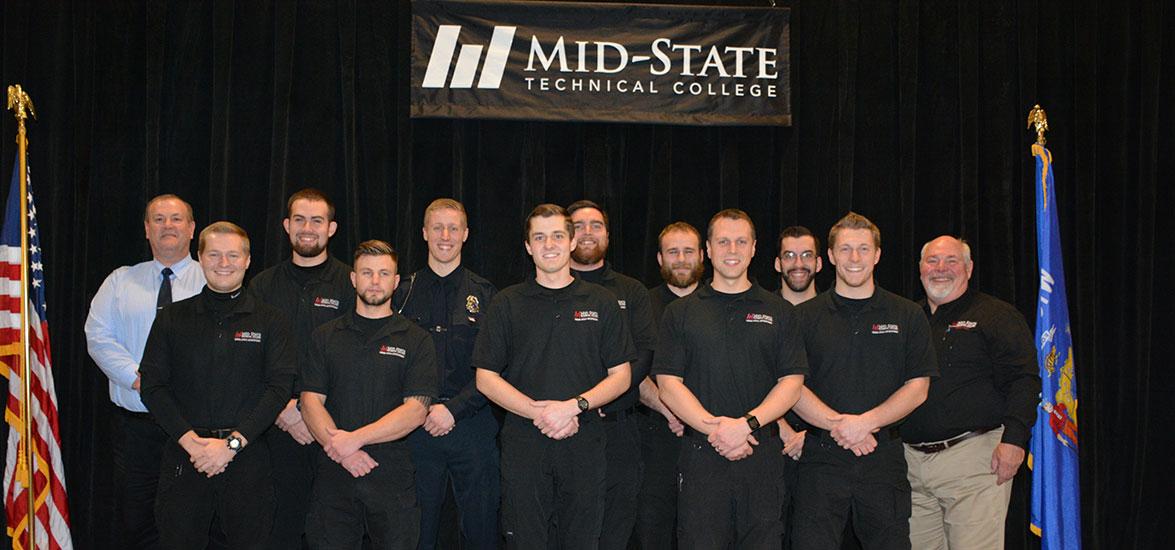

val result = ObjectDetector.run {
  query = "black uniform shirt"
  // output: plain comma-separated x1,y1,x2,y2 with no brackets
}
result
648,283,685,325
248,256,354,389
301,311,438,459
393,265,497,421
651,284,808,419
140,287,296,443
796,287,938,418
572,263,655,413
901,289,1039,447
472,277,636,429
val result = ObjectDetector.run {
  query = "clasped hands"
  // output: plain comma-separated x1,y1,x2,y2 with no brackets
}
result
704,417,757,461
275,399,314,445
826,413,880,456
323,427,380,478
180,431,239,478
531,400,580,440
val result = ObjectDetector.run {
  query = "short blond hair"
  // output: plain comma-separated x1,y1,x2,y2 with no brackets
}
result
423,198,467,226
198,221,250,255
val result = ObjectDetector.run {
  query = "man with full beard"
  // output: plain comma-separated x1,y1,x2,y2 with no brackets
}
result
776,226,823,306
633,221,702,550
248,188,355,548
566,200,656,550
300,240,437,548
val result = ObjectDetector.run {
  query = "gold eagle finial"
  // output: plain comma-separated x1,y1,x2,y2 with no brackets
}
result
7,84,36,122
1027,104,1048,145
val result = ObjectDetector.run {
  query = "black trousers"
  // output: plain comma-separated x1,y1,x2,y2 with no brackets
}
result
408,406,501,550
633,408,682,550
155,437,276,550
112,408,168,550
305,451,420,550
790,433,911,550
676,430,786,550
266,428,318,550
600,411,643,550
499,418,606,550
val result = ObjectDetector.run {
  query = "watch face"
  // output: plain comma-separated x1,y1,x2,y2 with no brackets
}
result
227,436,242,450
577,397,589,412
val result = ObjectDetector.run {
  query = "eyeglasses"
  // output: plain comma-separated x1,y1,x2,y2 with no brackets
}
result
780,251,816,261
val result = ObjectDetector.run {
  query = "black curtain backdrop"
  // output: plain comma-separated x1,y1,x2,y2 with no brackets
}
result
0,0,1171,548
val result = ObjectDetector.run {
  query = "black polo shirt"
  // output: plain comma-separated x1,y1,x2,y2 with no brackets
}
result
141,287,296,444
572,264,655,413
795,287,938,419
651,284,808,419
393,265,497,421
301,311,438,459
648,283,686,326
901,289,1039,447
472,277,636,429
248,256,354,389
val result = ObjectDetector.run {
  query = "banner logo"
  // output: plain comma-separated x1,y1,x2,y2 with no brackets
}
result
423,25,517,89
871,324,899,335
379,345,407,358
234,331,262,343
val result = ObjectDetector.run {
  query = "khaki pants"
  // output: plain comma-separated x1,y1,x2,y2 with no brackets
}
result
904,427,1013,550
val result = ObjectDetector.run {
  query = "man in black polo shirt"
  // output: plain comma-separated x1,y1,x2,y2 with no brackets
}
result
248,188,354,549
300,240,438,549
901,236,1038,550
474,204,634,550
789,212,938,550
633,221,700,550
566,199,656,550
140,221,295,550
394,198,499,550
653,209,807,549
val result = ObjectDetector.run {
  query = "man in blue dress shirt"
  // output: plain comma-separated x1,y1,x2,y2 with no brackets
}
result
85,194,206,549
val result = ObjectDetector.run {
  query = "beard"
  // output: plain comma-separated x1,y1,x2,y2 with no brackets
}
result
923,280,956,303
661,260,704,289
571,242,606,266
358,288,393,307
292,234,327,259
783,268,815,293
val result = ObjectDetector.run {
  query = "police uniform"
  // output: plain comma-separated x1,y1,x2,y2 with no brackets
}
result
901,289,1038,549
571,263,656,550
248,256,354,549
140,287,296,550
472,277,636,550
301,311,439,549
393,265,500,550
790,288,938,550
634,282,687,549
651,283,808,549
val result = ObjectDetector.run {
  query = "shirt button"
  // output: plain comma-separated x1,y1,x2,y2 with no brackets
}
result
555,313,561,320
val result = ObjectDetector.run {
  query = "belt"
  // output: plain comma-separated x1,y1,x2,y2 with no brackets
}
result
600,406,638,423
810,425,902,444
194,428,235,439
685,421,779,442
907,426,997,454
116,408,154,421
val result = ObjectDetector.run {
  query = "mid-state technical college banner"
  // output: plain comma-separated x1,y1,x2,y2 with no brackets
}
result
411,0,791,126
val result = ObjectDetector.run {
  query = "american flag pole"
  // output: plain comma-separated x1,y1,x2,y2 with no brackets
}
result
6,83,36,550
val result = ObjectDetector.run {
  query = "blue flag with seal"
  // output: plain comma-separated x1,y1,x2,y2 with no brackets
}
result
1028,143,1081,549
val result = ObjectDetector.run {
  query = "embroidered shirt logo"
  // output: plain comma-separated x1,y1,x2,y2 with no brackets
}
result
745,313,774,325
617,300,627,310
313,297,341,310
379,345,407,358
949,320,978,330
573,310,600,322
234,331,262,343
871,324,900,335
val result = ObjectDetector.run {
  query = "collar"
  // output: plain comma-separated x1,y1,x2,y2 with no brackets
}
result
279,255,342,283
825,286,887,313
417,264,465,286
571,262,616,284
694,282,766,303
338,310,410,342
194,285,255,314
519,275,591,298
923,287,976,317
153,255,196,276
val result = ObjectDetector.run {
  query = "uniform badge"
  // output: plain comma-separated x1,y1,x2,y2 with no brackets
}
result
466,295,480,314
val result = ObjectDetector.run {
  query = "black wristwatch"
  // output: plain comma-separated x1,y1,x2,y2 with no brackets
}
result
575,396,590,414
226,434,245,453
743,413,761,431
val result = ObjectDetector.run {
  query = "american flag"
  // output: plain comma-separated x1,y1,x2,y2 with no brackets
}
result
0,155,72,549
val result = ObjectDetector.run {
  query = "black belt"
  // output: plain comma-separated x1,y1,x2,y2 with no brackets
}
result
907,426,997,454
810,425,902,444
194,428,235,439
600,406,638,423
685,421,779,442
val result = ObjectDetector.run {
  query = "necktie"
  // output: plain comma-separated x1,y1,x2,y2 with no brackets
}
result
157,267,173,309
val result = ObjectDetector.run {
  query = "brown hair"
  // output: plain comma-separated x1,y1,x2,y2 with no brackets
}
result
144,194,194,223
524,204,575,241
707,208,756,241
658,221,702,250
353,239,399,266
827,211,881,250
778,225,821,258
286,188,336,221
566,199,608,228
